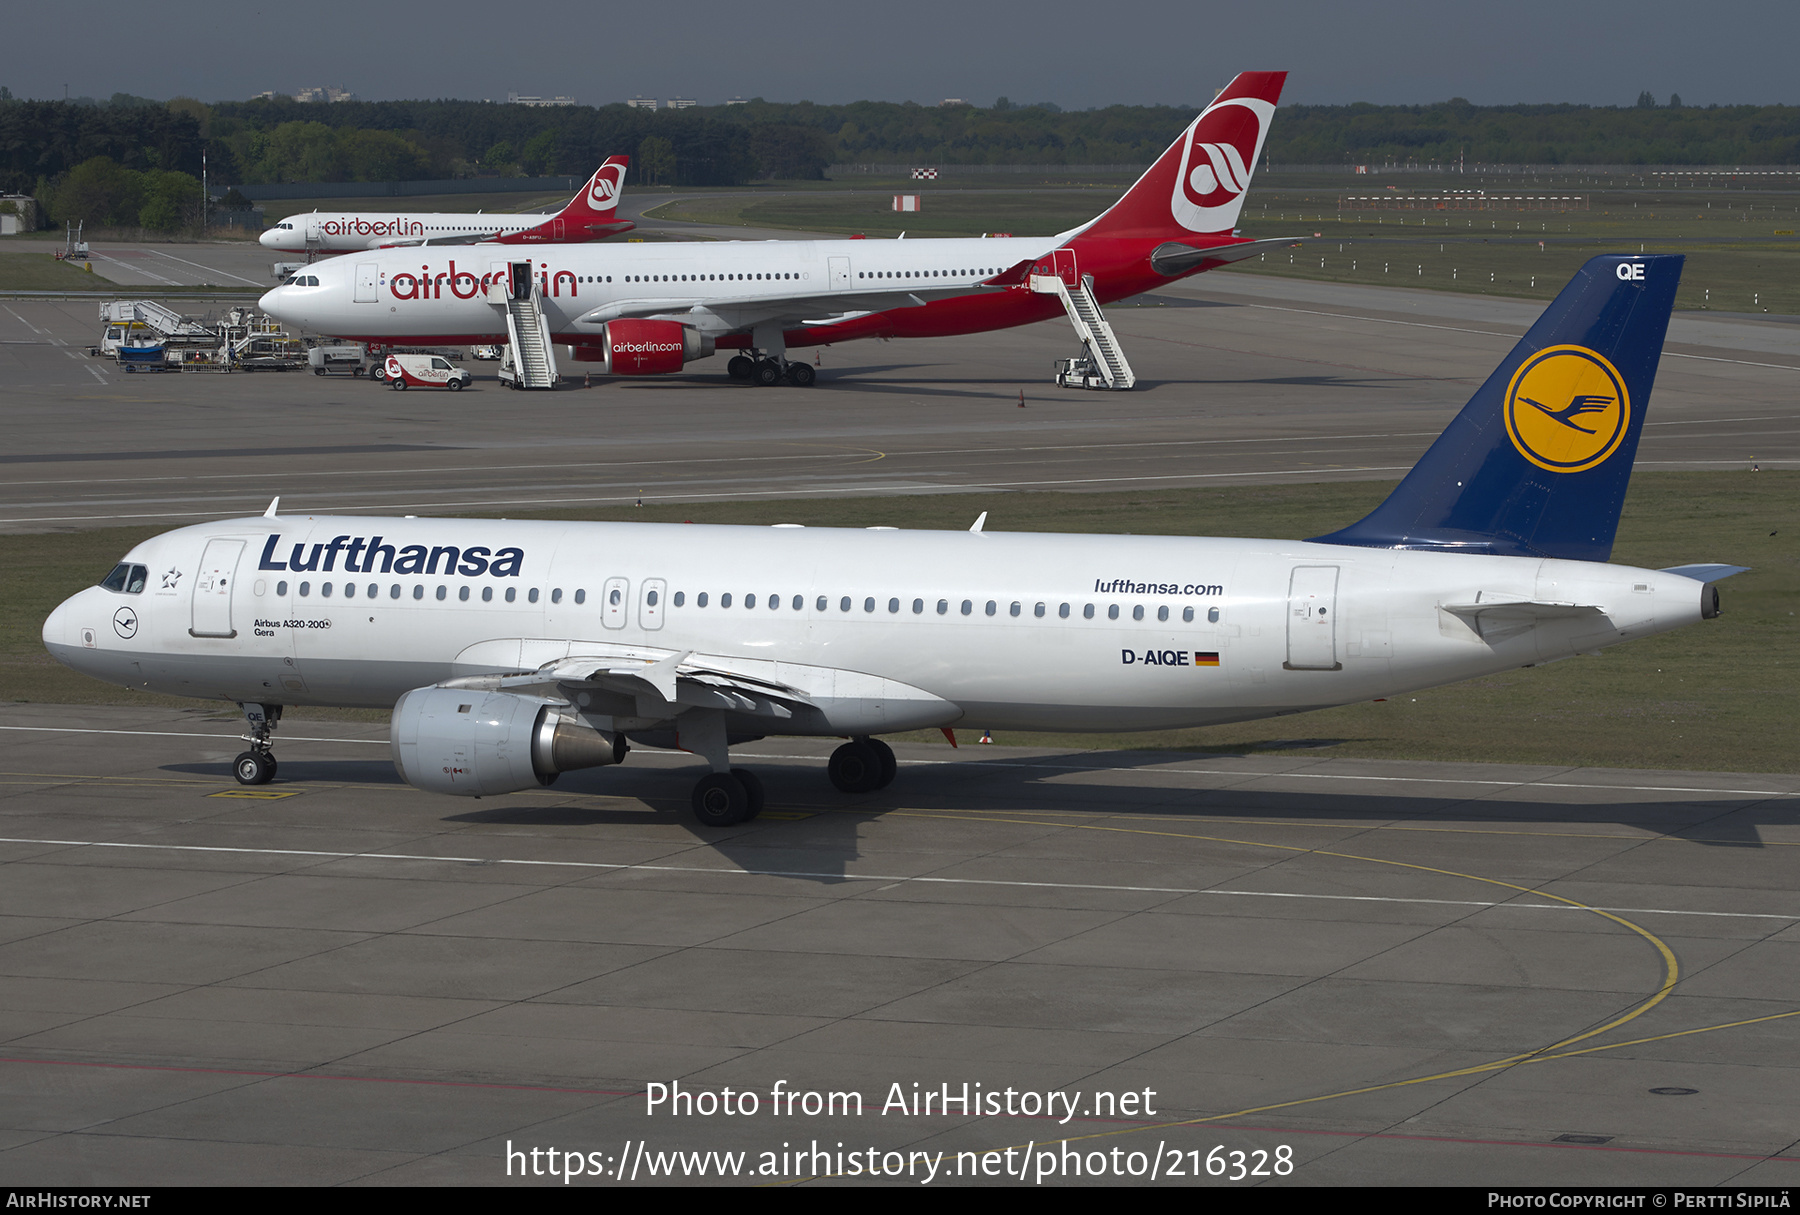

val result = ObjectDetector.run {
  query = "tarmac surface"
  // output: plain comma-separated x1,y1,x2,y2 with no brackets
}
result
0,704,1796,1185
0,263,1796,535
2,259,1798,1186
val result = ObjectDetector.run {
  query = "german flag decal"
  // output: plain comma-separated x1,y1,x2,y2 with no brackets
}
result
1194,652,1221,667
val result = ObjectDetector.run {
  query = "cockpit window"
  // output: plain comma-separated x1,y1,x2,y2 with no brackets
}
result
100,563,148,594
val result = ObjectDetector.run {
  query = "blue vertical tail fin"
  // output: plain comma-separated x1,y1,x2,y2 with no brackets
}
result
1312,254,1682,562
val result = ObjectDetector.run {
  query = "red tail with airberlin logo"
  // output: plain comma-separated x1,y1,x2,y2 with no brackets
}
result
1078,71,1285,241
566,156,628,222
496,156,633,244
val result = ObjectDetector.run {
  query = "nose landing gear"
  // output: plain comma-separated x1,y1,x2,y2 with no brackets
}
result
233,702,283,785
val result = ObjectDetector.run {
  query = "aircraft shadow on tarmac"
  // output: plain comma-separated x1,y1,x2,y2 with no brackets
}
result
168,747,1790,883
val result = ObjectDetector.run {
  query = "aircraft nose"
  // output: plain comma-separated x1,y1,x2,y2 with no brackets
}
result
41,588,90,661
259,228,276,248
259,287,283,314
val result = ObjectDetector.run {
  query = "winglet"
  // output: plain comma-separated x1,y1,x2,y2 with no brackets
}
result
969,511,987,534
263,496,280,518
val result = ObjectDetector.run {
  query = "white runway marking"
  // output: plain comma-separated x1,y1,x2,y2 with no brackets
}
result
144,248,265,287
1,834,1793,922
89,253,182,287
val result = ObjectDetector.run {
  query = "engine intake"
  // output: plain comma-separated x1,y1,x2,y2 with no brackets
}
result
390,686,627,796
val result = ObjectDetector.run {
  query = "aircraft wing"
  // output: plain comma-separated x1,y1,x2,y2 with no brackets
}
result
449,639,959,731
572,284,995,334
375,231,505,249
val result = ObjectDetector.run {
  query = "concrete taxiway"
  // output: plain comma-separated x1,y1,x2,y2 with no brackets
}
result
0,703,1796,1185
1,270,1796,534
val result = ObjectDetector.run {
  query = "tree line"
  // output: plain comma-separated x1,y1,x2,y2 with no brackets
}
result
5,91,1798,229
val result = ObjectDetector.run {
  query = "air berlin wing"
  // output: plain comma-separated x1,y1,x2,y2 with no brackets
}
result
377,230,505,249
576,283,993,330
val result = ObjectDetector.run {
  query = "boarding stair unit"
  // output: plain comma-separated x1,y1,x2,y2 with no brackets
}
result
97,299,216,346
1031,265,1135,391
490,262,559,389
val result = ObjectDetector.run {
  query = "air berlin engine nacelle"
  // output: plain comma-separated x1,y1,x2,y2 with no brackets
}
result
567,320,715,375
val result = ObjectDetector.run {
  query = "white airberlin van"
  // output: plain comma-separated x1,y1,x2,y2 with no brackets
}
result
383,353,473,390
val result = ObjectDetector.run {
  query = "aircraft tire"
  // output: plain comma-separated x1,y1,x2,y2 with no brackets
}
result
866,738,897,788
727,355,754,380
752,360,783,387
234,751,274,786
787,362,816,388
731,768,765,820
692,772,750,827
828,741,883,794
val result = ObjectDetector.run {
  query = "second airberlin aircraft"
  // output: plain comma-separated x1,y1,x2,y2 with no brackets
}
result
261,72,1297,384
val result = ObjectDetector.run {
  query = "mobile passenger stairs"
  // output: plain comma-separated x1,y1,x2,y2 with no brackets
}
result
490,261,559,389
1030,252,1135,391
95,300,217,358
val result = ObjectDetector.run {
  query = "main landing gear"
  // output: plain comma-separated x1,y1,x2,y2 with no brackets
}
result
233,702,282,786
827,737,896,794
680,710,896,827
726,354,815,387
691,768,766,828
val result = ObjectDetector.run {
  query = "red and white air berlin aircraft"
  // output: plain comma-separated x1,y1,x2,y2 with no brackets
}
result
259,157,633,253
261,73,1293,383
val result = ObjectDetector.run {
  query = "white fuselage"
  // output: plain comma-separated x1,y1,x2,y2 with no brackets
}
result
43,515,1704,733
260,210,552,253
259,236,1062,342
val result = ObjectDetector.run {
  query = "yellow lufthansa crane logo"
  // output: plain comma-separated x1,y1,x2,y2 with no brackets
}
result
1503,345,1631,474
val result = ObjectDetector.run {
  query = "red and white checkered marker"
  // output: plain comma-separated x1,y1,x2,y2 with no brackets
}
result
911,168,938,180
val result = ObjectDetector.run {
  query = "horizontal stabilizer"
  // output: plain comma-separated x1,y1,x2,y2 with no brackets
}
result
1660,563,1751,582
1149,236,1304,276
1440,599,1604,621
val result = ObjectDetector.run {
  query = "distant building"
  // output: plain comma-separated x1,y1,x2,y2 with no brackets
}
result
250,91,283,102
294,87,355,103
508,93,578,107
940,98,970,107
0,194,37,235
665,98,698,109
724,97,749,106
626,97,658,110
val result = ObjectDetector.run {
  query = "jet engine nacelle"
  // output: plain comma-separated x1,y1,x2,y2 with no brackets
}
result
390,686,627,797
565,320,715,375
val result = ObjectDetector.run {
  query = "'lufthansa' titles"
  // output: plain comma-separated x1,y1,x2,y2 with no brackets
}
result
257,534,525,577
